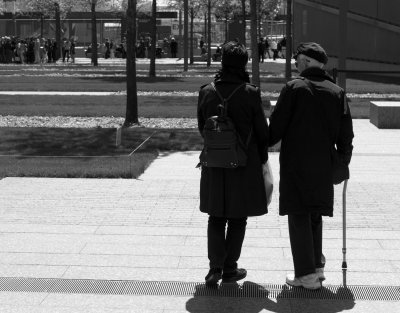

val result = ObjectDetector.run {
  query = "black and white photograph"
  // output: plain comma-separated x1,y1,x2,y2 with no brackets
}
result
0,0,399,312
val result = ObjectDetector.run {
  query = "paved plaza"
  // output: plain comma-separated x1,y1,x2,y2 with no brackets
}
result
0,119,399,312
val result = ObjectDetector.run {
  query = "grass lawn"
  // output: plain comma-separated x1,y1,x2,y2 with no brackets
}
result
0,63,399,120
0,127,204,179
0,153,156,179
1,62,399,93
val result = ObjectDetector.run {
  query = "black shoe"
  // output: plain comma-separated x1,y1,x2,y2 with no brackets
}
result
205,268,222,286
222,268,247,283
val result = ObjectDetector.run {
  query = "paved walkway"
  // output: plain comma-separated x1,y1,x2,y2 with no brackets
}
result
0,119,399,312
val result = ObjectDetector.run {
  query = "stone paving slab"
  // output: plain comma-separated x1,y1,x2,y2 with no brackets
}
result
0,120,399,312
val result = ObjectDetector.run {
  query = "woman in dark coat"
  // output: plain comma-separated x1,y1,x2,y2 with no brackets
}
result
197,41,269,285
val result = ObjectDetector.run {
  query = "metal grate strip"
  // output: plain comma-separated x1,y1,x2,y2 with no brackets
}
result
0,277,399,301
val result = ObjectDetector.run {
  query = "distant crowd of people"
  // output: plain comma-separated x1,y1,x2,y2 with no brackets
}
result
258,36,287,62
85,38,127,59
1,34,287,64
135,36,178,58
0,35,76,64
196,36,287,63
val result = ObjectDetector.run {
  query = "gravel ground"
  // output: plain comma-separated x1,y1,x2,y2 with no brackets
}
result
0,115,198,129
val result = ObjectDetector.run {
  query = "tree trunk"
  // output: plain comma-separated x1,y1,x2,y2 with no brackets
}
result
250,0,259,86
190,8,194,64
40,14,44,39
91,2,98,66
285,0,293,81
204,13,207,40
149,0,156,77
124,0,139,126
179,9,182,37
183,0,188,71
225,16,228,42
241,0,246,45
55,3,61,61
207,0,211,67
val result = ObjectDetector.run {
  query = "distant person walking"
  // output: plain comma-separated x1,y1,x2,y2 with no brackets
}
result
16,41,26,64
105,38,111,59
170,37,178,58
162,38,170,57
270,39,278,60
52,40,58,62
258,37,265,63
110,39,115,58
278,37,287,58
199,36,204,49
70,39,76,63
265,38,271,58
268,42,354,289
197,41,269,286
62,39,71,62
34,38,41,64
46,39,53,63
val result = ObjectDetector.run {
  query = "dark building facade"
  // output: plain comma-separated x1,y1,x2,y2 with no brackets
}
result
293,0,400,70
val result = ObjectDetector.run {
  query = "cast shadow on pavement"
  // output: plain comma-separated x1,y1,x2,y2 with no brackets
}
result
186,281,355,313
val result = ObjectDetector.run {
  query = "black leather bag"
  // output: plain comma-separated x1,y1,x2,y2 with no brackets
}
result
200,82,250,169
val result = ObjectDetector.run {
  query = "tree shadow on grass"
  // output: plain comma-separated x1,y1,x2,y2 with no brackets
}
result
0,128,119,156
0,127,202,156
186,282,355,313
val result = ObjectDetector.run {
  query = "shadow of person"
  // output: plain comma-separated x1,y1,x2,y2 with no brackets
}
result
185,281,289,313
186,282,356,313
276,284,356,313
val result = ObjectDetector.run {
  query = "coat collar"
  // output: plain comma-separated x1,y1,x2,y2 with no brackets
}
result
300,67,335,83
215,74,245,84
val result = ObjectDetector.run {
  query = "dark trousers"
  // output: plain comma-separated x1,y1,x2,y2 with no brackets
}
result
62,49,70,62
207,216,247,273
288,213,325,277
272,49,279,60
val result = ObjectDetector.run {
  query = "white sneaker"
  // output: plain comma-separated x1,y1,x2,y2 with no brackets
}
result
286,273,321,290
316,268,326,281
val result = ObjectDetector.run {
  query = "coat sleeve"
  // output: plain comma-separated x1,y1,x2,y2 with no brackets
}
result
336,91,354,165
268,83,294,146
252,87,269,163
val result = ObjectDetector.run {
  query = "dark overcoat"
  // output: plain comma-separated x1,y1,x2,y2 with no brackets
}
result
269,67,354,217
197,75,269,218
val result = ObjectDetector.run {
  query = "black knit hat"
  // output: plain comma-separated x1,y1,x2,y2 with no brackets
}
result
221,41,248,69
293,42,328,64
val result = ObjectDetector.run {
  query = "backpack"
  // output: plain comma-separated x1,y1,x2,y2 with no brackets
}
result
199,82,251,168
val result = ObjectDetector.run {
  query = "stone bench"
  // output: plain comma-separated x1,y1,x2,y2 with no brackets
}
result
370,101,400,129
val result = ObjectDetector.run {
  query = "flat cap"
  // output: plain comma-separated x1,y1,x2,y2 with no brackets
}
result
293,42,328,64
221,41,248,69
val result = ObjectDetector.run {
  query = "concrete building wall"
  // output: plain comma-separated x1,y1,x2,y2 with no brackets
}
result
293,0,400,70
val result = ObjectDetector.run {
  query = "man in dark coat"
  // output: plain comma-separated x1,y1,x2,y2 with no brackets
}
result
258,37,265,63
269,42,354,289
170,38,178,58
197,41,269,286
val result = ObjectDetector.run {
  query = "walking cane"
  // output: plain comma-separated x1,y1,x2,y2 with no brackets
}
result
342,179,348,287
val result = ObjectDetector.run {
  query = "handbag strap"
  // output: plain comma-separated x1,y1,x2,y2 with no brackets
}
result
210,81,252,147
210,82,245,117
